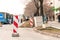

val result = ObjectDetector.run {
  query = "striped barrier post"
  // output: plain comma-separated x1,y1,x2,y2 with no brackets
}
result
29,17,33,27
12,15,19,37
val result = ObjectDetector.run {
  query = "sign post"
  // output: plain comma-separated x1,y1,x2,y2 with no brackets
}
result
12,15,19,37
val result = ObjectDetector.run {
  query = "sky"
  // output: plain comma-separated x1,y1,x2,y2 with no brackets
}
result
0,0,31,15
0,0,59,15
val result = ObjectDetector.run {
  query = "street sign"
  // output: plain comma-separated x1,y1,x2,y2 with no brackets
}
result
0,13,5,22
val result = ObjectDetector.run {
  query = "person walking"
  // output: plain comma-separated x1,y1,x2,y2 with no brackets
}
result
57,13,60,23
46,13,49,23
9,19,12,24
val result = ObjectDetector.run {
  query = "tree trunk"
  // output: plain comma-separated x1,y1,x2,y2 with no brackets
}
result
34,0,40,16
34,8,39,16
40,0,44,24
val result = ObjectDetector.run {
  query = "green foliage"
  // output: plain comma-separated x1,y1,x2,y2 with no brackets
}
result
51,7,60,12
51,7,58,12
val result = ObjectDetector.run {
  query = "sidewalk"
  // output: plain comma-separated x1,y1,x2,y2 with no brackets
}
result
33,19,60,38
47,20,60,29
33,27,60,38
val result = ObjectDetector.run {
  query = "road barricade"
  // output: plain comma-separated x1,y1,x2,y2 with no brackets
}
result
29,17,34,27
12,15,19,37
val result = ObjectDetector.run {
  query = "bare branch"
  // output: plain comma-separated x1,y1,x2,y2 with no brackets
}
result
33,0,39,8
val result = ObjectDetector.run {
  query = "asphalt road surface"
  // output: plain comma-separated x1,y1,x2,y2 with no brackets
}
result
0,24,59,40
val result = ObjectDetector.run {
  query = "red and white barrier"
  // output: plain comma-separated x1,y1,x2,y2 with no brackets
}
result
29,18,33,27
12,15,19,37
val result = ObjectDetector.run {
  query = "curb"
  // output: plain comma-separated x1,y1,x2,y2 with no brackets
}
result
33,27,60,38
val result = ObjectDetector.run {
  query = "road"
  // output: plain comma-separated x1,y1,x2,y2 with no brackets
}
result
0,24,59,40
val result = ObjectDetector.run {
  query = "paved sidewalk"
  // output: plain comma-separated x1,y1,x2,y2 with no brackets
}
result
47,21,60,29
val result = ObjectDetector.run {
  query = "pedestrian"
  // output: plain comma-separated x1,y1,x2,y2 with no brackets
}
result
53,15,55,21
46,13,49,23
9,19,11,24
57,13,60,23
44,15,47,23
21,19,22,23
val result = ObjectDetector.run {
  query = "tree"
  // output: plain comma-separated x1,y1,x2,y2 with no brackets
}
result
24,0,37,17
57,7,60,13
43,3,51,14
52,7,60,13
34,0,40,16
34,0,44,23
51,7,58,12
24,0,44,17
39,0,45,23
